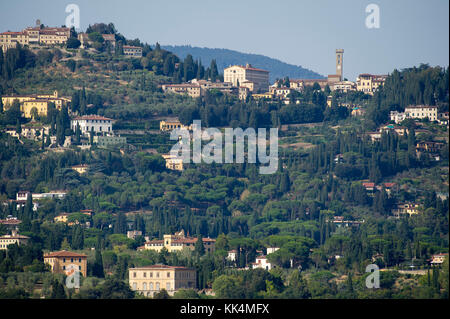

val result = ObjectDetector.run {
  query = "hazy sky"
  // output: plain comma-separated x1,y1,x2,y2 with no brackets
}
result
0,0,448,80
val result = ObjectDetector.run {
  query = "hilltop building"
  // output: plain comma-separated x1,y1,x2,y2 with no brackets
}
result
224,64,269,93
1,20,70,52
356,74,387,95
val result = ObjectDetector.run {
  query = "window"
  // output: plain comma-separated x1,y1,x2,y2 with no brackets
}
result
166,283,171,290
156,272,159,278
167,272,170,278
143,272,146,277
143,283,147,290
156,283,160,291
132,283,137,290
133,272,136,278
150,283,153,290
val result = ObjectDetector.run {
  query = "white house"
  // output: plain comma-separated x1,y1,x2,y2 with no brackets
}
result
251,255,273,271
71,115,114,135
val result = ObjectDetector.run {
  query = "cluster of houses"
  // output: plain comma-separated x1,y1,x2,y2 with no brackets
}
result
0,20,70,52
1,90,127,149
1,20,143,57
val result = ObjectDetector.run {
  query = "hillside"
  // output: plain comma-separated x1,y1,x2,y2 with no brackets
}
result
161,45,324,82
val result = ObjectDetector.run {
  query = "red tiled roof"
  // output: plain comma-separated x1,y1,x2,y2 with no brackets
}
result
44,250,87,258
73,115,113,121
131,264,191,270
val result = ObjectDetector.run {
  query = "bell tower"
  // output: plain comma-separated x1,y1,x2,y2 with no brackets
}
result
336,49,344,81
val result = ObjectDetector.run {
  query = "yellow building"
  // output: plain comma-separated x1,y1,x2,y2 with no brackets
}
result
0,229,29,250
71,164,89,174
161,84,202,98
252,92,274,100
129,265,197,297
0,31,29,52
356,74,387,95
143,230,215,253
224,64,269,93
162,154,184,171
54,213,70,223
160,120,191,132
43,250,88,277
1,25,70,52
2,90,70,118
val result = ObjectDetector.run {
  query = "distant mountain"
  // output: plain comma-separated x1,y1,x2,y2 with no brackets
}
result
161,45,324,83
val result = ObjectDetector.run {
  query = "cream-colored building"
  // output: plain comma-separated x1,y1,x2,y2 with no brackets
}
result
160,120,191,132
161,84,202,98
356,74,387,95
430,253,448,265
405,105,438,122
252,92,274,100
44,250,87,277
392,203,421,218
129,265,197,297
162,154,184,171
123,45,143,57
54,213,70,223
0,32,29,52
270,87,293,99
143,230,215,253
0,229,29,250
1,90,70,118
71,164,89,174
331,81,356,92
0,25,70,52
224,64,269,93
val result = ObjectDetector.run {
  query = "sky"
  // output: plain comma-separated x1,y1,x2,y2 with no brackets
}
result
0,0,448,80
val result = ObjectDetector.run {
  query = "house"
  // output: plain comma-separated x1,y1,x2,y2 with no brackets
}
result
362,182,375,192
332,81,356,93
405,105,438,122
1,90,71,118
44,250,88,277
161,83,202,98
54,213,70,223
392,203,420,218
351,107,364,116
251,255,273,270
224,64,269,93
266,247,280,255
227,249,238,262
430,253,448,265
71,164,89,174
160,120,191,132
123,45,142,57
162,154,184,171
356,74,387,95
71,115,114,135
143,230,215,253
127,230,143,240
270,87,293,99
0,229,29,250
129,265,196,297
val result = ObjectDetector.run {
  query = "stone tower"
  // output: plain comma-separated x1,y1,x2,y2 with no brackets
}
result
336,49,344,81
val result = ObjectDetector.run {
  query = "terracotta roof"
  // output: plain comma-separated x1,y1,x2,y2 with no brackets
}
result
130,264,192,270
44,250,87,258
72,115,114,121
